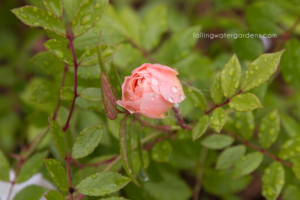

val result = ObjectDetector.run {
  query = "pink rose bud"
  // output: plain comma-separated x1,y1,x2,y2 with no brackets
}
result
117,63,186,119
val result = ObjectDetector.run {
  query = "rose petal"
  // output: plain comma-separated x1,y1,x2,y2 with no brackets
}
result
135,111,166,119
140,92,174,116
149,63,179,75
125,100,141,112
132,63,149,74
124,90,136,101
121,76,131,102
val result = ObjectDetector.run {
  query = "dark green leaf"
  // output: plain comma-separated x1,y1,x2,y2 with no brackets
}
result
30,81,59,103
201,134,233,149
13,185,47,200
192,115,209,141
61,0,81,21
31,52,64,76
281,114,300,138
229,93,263,112
233,152,263,179
44,39,73,65
48,118,66,159
44,159,69,191
60,86,74,101
79,87,102,101
210,72,223,104
210,107,227,133
0,150,9,181
259,110,280,148
234,112,255,139
216,145,246,170
44,190,66,200
279,136,300,160
75,172,130,196
43,0,63,18
151,140,172,163
186,86,207,110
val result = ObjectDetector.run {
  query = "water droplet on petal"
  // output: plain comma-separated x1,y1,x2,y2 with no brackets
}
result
161,82,165,85
151,77,158,86
180,95,185,101
33,7,38,12
55,50,63,58
250,70,254,75
48,11,52,16
89,190,94,195
229,68,234,76
85,50,91,55
92,174,97,179
22,14,28,19
94,2,101,9
255,66,259,70
168,97,173,103
171,86,178,93
81,13,92,25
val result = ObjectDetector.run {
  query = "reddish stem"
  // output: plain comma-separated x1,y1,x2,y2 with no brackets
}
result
66,157,74,200
6,159,24,200
172,107,193,130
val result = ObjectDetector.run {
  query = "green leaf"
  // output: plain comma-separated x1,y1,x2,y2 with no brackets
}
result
61,0,82,21
44,159,69,191
233,152,263,179
140,5,167,51
210,72,223,104
279,136,300,160
192,115,209,141
79,87,102,101
30,81,59,103
11,6,66,37
72,123,103,159
13,185,48,200
210,107,227,133
48,118,66,159
221,54,241,98
216,145,246,170
60,86,74,101
186,86,207,110
119,114,140,186
44,190,66,200
76,97,102,111
281,114,300,138
201,134,233,149
281,39,300,92
43,0,63,18
78,44,120,66
151,140,172,163
75,172,130,196
101,72,118,120
259,110,280,148
241,50,285,92
71,0,109,37
100,197,128,200
229,93,263,112
17,151,48,183
71,65,101,79
292,162,300,180
262,162,285,200
234,112,255,139
31,52,64,76
282,185,300,200
44,39,73,65
0,150,9,181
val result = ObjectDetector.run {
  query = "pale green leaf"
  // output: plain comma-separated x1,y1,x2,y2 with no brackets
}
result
75,172,130,196
210,107,227,133
0,150,9,181
233,152,263,179
201,134,233,150
44,159,69,191
151,140,172,163
72,123,103,159
13,185,47,200
44,190,66,200
17,151,48,183
229,93,263,112
76,97,102,111
48,118,66,159
241,50,285,92
259,110,280,148
282,185,300,200
262,162,285,200
279,136,300,160
79,87,101,101
44,39,73,65
210,72,223,104
192,115,209,141
292,162,300,180
60,86,74,101
70,65,101,79
234,112,255,140
216,145,246,170
31,52,64,76
281,114,300,138
78,44,120,66
11,6,66,37
186,86,207,110
30,81,59,103
71,0,109,37
43,0,63,17
221,54,241,98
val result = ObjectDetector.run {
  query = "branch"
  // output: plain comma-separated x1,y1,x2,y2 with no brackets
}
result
172,107,193,130
66,157,74,200
133,114,172,132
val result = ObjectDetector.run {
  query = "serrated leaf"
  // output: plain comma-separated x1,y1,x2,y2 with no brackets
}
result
72,0,109,37
60,86,74,101
44,159,69,191
201,134,233,150
210,72,223,104
262,162,285,200
101,72,118,120
292,162,300,180
216,145,246,170
76,97,102,111
70,65,101,79
186,86,207,110
229,93,263,112
13,185,48,200
61,0,82,21
241,50,285,92
193,115,209,141
119,114,140,186
30,81,59,103
279,136,300,160
11,6,66,37
210,107,227,133
44,190,66,200
78,44,120,66
151,140,172,163
44,39,73,65
17,151,48,183
140,5,167,51
48,118,66,159
234,112,255,140
79,87,102,101
75,172,130,196
233,152,263,179
31,52,64,76
43,0,63,18
0,150,9,181
281,114,300,138
72,123,103,159
259,110,280,148
221,54,241,98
